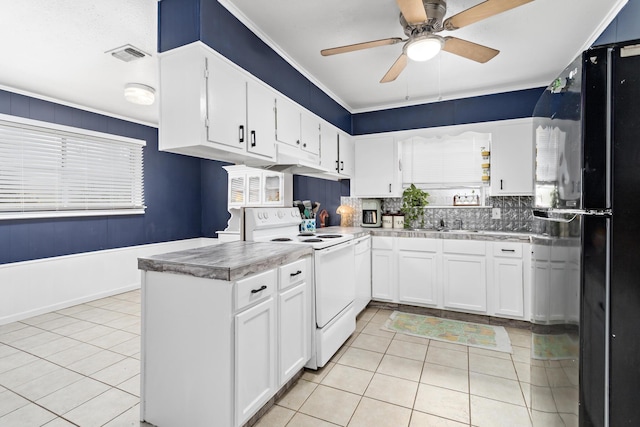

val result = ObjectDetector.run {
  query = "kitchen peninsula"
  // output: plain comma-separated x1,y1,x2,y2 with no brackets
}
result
138,241,312,427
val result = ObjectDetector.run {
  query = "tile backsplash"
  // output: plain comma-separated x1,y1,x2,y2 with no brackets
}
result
340,196,535,232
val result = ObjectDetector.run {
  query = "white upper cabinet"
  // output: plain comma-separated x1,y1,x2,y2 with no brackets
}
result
159,43,277,163
274,95,320,160
353,136,401,197
319,122,338,172
224,165,293,208
300,110,320,156
207,53,247,150
490,119,534,195
318,124,353,178
246,80,277,159
275,96,300,148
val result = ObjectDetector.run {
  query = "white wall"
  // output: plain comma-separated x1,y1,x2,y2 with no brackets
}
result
0,238,218,325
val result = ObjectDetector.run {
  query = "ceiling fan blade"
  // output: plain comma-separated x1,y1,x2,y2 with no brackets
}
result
444,0,533,30
396,0,428,25
442,37,499,63
321,37,403,56
380,53,408,83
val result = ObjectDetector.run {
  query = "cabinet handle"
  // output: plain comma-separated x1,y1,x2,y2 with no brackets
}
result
296,139,301,145
251,285,267,294
389,183,392,193
501,249,516,252
251,130,256,147
239,125,245,143
500,179,503,190
290,270,302,277
340,160,344,171
303,143,307,148
335,160,339,172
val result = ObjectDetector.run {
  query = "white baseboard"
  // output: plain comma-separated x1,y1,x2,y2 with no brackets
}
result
0,238,219,325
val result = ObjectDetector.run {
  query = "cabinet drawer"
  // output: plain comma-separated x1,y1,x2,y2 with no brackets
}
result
235,269,277,311
443,239,486,255
493,242,522,258
372,236,394,250
397,237,438,252
279,258,308,291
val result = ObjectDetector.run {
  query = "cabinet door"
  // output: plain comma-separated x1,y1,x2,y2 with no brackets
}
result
275,96,300,147
228,174,246,208
207,56,247,149
493,258,524,317
371,237,395,302
246,173,262,206
235,297,276,426
279,283,308,385
354,136,400,197
443,255,487,312
354,237,372,315
262,173,283,205
320,122,339,173
246,80,276,159
398,250,439,307
490,120,534,195
300,110,320,156
338,131,354,177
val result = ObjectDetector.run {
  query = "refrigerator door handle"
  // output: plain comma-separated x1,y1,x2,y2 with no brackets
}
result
533,208,612,222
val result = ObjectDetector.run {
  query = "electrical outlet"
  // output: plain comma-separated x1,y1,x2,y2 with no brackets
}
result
492,208,501,219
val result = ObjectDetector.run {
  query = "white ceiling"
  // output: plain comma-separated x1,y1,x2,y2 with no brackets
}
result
0,0,158,126
220,0,627,112
0,0,627,126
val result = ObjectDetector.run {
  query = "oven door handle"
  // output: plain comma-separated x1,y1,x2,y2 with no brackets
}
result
316,239,355,256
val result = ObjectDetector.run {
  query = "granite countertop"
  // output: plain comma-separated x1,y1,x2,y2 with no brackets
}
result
138,241,312,281
318,226,532,242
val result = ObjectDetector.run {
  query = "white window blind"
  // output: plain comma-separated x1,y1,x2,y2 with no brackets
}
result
0,114,145,219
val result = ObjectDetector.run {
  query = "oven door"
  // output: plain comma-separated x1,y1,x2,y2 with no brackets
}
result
314,240,356,328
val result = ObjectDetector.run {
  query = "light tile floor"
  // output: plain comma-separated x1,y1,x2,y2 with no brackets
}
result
0,291,142,427
256,307,535,427
0,292,537,427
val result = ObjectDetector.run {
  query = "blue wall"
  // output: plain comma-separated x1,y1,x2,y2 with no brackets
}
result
0,90,207,264
158,0,351,133
594,0,640,46
352,88,545,135
293,177,351,228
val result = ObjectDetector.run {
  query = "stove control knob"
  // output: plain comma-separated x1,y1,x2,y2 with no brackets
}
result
277,210,285,219
257,212,263,220
263,211,269,219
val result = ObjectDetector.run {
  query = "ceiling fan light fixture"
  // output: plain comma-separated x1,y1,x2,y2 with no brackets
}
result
406,35,443,62
124,83,155,105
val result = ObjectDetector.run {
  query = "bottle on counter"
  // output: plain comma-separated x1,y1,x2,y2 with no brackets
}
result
382,212,393,229
393,213,405,229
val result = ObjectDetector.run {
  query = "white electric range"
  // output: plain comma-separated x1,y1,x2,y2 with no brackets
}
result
244,207,356,369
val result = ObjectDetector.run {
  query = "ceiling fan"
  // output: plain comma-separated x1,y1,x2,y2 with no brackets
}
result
320,0,533,83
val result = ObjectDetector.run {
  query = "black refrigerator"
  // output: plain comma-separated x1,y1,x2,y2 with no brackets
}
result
532,40,640,427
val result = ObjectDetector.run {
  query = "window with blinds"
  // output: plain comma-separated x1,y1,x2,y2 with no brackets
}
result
0,114,145,219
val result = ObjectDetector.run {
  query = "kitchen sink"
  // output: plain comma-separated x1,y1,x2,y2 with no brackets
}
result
442,229,478,233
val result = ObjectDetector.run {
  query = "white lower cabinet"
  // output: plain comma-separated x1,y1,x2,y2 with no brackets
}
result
371,236,396,302
235,296,276,425
397,238,440,307
278,258,309,386
490,242,525,318
354,236,372,315
141,256,311,427
369,236,530,320
442,240,487,313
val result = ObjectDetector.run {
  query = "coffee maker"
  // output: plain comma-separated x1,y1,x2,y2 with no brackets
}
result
361,199,382,227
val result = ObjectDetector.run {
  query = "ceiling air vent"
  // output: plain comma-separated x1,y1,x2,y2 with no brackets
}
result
106,44,149,62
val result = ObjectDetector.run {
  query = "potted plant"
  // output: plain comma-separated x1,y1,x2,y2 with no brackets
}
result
401,184,429,228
